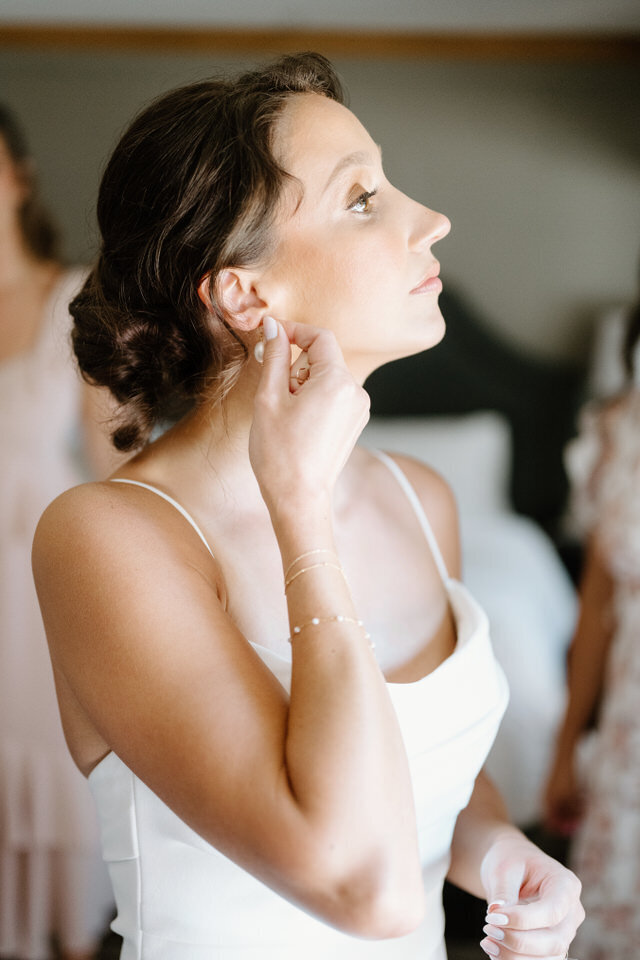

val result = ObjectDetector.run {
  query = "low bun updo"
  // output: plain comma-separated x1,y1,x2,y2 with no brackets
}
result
71,52,345,451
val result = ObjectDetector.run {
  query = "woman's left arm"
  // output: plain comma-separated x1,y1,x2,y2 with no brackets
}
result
449,770,584,958
393,456,584,955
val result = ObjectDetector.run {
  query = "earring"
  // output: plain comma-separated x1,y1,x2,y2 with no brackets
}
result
253,329,265,364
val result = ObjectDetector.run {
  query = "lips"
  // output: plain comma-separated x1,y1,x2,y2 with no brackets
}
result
410,262,442,295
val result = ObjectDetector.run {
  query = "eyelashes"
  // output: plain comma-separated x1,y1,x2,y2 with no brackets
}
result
347,188,378,214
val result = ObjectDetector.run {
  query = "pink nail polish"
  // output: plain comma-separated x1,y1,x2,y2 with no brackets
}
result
480,938,500,957
263,315,278,341
483,924,505,941
485,912,509,926
488,900,505,912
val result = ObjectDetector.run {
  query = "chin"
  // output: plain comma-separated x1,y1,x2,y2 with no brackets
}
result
397,309,446,360
347,309,446,382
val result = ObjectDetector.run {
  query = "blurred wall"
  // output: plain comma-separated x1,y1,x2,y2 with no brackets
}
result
1,46,638,362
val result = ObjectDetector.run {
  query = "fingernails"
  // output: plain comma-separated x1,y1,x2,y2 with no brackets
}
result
488,901,505,911
263,315,278,341
480,938,500,957
483,924,505,941
485,912,509,926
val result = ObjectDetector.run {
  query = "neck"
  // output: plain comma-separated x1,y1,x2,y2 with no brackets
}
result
129,345,371,519
138,358,266,511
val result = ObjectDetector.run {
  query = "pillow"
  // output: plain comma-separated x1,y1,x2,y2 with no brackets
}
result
360,411,512,515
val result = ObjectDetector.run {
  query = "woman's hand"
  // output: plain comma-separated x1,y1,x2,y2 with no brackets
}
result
480,833,584,959
543,746,585,837
249,317,370,517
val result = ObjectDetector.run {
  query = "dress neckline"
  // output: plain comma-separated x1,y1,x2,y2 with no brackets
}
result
109,453,468,687
248,577,485,689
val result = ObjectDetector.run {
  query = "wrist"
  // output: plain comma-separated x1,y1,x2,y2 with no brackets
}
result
270,491,333,538
269,496,337,570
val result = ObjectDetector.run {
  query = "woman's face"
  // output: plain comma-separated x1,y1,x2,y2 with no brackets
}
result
258,93,451,381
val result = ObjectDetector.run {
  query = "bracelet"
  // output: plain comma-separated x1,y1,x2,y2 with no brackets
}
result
284,562,346,591
284,548,337,583
288,615,375,650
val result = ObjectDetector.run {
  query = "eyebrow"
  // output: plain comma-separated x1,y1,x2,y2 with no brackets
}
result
322,145,382,195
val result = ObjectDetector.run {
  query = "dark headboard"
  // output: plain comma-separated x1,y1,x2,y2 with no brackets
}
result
364,285,585,534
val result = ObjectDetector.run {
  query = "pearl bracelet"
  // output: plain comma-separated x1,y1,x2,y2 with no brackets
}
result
288,614,375,650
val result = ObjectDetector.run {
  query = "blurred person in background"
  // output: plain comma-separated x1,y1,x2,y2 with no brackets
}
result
0,103,115,960
545,277,640,959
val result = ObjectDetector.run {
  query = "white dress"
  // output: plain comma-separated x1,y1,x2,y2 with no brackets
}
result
565,392,640,959
0,269,113,958
89,452,509,959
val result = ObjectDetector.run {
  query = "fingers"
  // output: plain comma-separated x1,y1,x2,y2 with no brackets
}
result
481,912,579,958
481,875,584,960
256,317,345,399
279,319,344,367
289,351,310,394
255,317,291,400
489,871,581,932
485,859,526,908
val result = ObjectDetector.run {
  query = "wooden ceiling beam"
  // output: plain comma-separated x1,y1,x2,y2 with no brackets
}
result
1,23,639,60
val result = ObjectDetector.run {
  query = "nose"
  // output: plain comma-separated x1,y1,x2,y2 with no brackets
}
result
410,201,451,250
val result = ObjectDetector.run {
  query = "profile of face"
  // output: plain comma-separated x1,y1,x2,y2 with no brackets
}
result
228,93,451,381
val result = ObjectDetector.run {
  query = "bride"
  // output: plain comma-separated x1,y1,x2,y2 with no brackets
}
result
33,52,583,960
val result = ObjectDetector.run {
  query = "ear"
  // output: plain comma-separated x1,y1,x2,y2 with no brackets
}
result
198,268,267,332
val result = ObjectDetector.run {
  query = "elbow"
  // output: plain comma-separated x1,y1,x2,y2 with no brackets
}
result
348,885,426,940
334,875,426,939
308,850,426,939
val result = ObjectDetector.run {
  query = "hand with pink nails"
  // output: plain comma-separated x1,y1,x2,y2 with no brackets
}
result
249,318,370,517
479,832,584,959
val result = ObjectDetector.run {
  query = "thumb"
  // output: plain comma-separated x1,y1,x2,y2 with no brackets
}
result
257,316,289,392
483,856,526,909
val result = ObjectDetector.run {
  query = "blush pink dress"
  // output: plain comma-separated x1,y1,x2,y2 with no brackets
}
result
0,269,113,959
565,392,640,960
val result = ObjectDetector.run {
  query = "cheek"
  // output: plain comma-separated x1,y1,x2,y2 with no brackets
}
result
272,225,403,332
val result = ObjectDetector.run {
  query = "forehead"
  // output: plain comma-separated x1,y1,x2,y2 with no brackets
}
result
274,93,377,186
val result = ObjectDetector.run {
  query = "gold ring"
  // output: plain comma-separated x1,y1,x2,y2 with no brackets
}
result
291,366,309,384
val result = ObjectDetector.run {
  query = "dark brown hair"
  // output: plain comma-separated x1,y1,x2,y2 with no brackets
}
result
70,52,345,451
0,103,60,262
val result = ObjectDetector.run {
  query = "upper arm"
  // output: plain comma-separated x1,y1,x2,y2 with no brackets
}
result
32,484,306,883
574,535,616,646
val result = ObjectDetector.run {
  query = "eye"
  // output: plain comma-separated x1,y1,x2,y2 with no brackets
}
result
348,189,377,214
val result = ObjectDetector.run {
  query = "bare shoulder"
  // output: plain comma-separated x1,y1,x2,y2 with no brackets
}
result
358,448,461,579
33,479,224,647
33,481,126,571
34,479,217,572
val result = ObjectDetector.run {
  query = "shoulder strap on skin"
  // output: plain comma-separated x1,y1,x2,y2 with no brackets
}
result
109,478,215,559
368,448,450,583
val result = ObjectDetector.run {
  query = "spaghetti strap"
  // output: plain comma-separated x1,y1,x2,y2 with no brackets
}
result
369,448,450,583
109,478,215,559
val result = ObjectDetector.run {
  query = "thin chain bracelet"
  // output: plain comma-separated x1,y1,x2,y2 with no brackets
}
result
284,562,346,592
288,615,375,650
283,548,337,584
